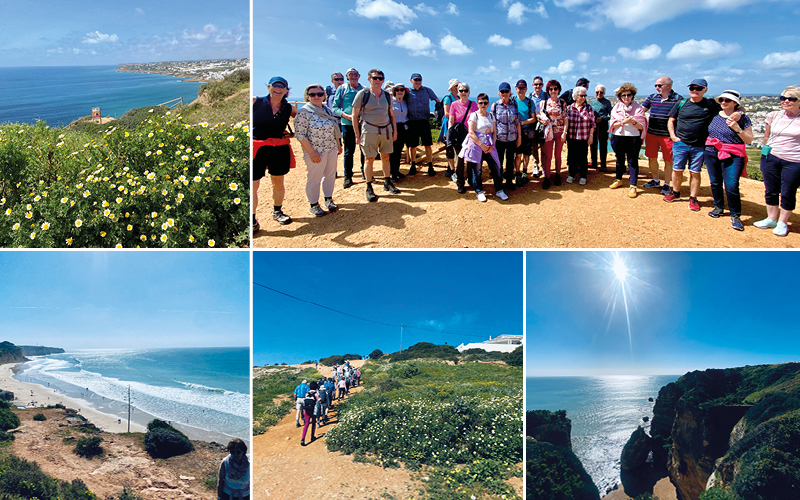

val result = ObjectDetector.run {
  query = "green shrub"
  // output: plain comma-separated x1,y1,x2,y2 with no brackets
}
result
318,354,362,366
699,487,737,500
74,436,104,458
143,427,193,458
526,439,600,500
0,454,100,499
116,106,169,130
0,430,14,442
111,486,145,500
369,349,383,360
33,413,47,421
0,407,20,431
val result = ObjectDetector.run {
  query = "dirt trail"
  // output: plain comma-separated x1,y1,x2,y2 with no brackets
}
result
253,369,417,500
254,140,800,248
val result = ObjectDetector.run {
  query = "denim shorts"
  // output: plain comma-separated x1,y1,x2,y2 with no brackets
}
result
671,140,705,173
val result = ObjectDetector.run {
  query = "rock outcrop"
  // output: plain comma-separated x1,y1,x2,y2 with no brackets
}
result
0,341,27,364
621,427,654,471
18,345,65,356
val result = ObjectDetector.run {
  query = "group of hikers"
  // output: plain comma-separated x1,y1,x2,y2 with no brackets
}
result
253,69,800,235
292,360,361,446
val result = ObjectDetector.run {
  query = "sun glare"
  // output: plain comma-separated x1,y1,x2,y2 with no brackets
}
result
612,258,628,282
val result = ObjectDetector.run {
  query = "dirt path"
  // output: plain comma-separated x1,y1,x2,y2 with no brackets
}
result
252,371,418,500
254,140,799,248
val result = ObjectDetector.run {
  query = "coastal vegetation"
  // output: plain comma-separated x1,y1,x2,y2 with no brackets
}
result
73,436,104,459
252,366,322,435
143,419,193,459
0,455,97,500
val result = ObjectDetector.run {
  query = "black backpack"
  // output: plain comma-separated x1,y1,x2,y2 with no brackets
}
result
303,391,317,412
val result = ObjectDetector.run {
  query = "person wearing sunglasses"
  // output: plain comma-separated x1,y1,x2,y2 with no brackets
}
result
529,76,548,179
513,79,536,187
642,76,682,195
252,76,297,229
459,93,508,202
332,68,365,189
295,84,343,217
702,89,753,231
492,82,522,193
755,86,800,236
665,78,733,211
390,83,411,182
589,84,612,173
327,72,345,129
441,78,461,180
563,86,595,186
449,82,478,194
351,69,400,202
406,73,440,176
536,79,568,189
609,83,647,198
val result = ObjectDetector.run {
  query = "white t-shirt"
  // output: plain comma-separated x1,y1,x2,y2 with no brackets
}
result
766,110,800,163
469,112,494,134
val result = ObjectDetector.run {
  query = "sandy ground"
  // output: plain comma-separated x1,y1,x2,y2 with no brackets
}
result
254,140,800,248
9,406,226,500
602,477,678,500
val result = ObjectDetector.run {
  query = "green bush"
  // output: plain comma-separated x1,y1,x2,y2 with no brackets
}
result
74,436,104,458
111,486,145,500
0,407,20,431
0,430,14,442
0,455,99,500
318,354,362,366
387,342,459,363
252,367,321,435
699,487,737,500
369,349,383,360
526,439,600,500
116,106,169,130
143,427,193,458
33,413,46,421
146,419,189,440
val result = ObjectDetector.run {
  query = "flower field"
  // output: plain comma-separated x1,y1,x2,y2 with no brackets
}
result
325,360,523,500
0,111,248,248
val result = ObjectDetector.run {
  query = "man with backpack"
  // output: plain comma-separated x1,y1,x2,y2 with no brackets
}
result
352,68,400,202
293,379,310,428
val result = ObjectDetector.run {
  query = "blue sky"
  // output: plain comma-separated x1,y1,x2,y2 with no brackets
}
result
0,251,249,349
526,251,800,376
0,0,249,67
253,250,523,366
254,0,799,97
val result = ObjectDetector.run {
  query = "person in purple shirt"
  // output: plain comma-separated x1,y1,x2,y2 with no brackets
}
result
405,73,439,176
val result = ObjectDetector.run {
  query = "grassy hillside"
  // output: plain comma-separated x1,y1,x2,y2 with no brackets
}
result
252,366,322,435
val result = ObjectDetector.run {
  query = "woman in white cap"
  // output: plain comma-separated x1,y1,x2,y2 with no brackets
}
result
704,89,753,231
441,78,460,179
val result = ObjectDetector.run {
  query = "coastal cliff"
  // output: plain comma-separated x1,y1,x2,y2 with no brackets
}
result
18,345,65,356
619,362,800,500
526,410,600,500
0,341,28,364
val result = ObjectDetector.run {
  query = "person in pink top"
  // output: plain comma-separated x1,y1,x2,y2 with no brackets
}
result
608,82,648,198
755,85,800,236
536,80,567,189
448,82,478,194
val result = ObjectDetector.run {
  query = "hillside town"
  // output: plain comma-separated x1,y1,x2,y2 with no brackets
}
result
117,58,249,82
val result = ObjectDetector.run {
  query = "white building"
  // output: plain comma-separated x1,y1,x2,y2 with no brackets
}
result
456,335,523,353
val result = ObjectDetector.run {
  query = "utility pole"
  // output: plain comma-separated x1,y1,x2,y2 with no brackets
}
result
127,385,131,433
400,324,404,352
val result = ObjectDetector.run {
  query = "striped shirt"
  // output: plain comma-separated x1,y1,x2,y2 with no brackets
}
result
642,90,683,137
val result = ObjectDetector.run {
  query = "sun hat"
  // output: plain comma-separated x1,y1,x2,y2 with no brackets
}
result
448,78,460,91
269,76,288,87
718,89,741,105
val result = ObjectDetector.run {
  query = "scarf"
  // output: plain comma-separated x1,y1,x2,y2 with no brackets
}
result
299,103,342,142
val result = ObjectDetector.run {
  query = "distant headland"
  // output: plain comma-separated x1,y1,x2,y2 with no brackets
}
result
117,57,249,82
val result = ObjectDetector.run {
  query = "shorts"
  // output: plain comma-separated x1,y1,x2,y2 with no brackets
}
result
517,134,532,155
295,398,303,411
644,133,673,162
407,119,433,147
361,130,394,158
671,140,705,173
253,144,290,180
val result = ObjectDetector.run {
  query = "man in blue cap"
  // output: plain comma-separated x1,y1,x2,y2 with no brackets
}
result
406,73,439,176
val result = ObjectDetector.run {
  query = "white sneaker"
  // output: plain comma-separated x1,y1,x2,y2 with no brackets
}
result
566,176,575,184
773,221,789,237
497,190,508,201
532,167,540,177
754,217,778,229
476,191,487,202
579,178,587,186
451,173,458,183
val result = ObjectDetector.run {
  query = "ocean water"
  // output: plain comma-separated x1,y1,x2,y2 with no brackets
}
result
0,66,203,126
527,375,679,495
16,347,249,440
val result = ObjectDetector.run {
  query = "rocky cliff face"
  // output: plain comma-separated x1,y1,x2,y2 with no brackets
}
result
0,341,28,364
18,345,65,356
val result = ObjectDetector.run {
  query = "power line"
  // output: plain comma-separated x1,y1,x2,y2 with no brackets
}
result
254,281,518,339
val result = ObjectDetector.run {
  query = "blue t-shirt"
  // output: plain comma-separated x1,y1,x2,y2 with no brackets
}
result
705,113,751,153
407,86,438,121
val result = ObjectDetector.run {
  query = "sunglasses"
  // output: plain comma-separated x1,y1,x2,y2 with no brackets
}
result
458,89,469,93
689,86,705,91
596,91,605,94
619,93,633,98
371,76,385,81
333,77,344,81
308,92,325,98
413,78,422,82
517,86,527,89
780,95,799,102
478,101,489,105
718,97,735,104
533,83,543,86
500,90,510,94
654,84,664,88
395,88,406,92
271,83,286,89
576,94,587,98
548,87,559,92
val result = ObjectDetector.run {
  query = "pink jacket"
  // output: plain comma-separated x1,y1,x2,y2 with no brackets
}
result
706,138,749,178
609,101,647,138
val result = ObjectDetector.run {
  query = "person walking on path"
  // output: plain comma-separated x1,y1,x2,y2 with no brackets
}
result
300,381,321,446
293,379,310,428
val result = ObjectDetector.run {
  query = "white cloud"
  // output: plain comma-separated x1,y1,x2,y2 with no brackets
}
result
577,51,590,62
82,31,119,44
327,34,338,41
505,1,548,24
353,0,417,27
601,55,617,63
666,39,740,60
182,24,219,41
134,7,145,15
761,50,800,69
510,60,520,69
487,34,512,47
440,34,472,55
414,3,437,16
446,2,460,15
547,59,575,74
519,34,552,51
475,65,499,74
385,30,435,56
618,44,661,60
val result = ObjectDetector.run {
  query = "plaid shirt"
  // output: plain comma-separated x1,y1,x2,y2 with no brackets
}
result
491,100,519,141
566,102,595,141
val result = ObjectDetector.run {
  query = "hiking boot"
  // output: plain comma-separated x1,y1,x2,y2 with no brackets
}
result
663,190,680,202
754,217,778,229
643,179,661,189
309,204,327,217
391,173,401,182
296,422,301,428
253,218,260,232
504,180,516,191
497,190,509,201
628,186,637,198
325,199,338,212
566,175,575,184
343,176,354,189
273,210,292,225
427,164,436,176
515,172,523,187
609,179,624,189
396,171,406,179
708,207,724,218
532,167,541,178
731,216,744,231
554,173,562,186
366,184,378,202
457,185,466,194
384,178,400,194
445,167,455,178
660,184,671,196
689,196,700,211
579,178,587,186
542,176,551,189
408,162,417,175
451,173,458,183
360,166,366,180
300,439,306,446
